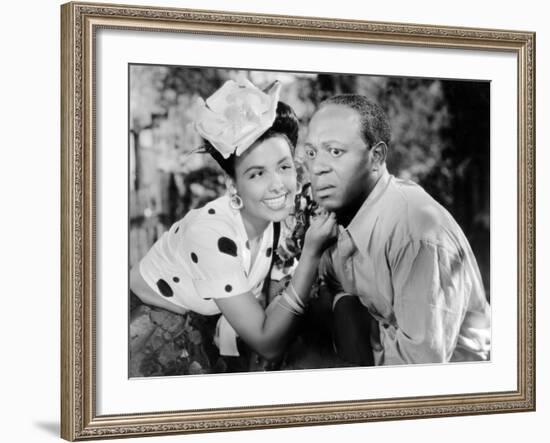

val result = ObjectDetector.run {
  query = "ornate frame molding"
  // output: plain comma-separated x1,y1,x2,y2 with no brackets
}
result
61,1,535,440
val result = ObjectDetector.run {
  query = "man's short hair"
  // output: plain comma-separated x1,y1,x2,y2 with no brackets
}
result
321,94,391,148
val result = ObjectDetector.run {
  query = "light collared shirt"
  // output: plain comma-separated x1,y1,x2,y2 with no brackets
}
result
320,170,491,365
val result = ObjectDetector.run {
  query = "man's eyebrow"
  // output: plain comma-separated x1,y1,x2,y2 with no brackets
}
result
321,140,346,147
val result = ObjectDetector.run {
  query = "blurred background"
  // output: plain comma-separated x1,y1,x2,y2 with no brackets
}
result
129,65,490,377
130,65,490,295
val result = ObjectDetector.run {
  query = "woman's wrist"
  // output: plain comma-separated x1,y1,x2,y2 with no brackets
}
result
300,244,324,261
293,252,321,299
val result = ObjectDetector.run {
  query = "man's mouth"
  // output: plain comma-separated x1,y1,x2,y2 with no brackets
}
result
314,185,336,197
263,193,288,210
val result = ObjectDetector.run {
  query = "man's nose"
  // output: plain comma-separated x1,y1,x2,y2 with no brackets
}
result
311,154,332,175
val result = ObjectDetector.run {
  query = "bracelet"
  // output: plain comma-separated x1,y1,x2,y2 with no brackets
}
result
287,282,306,310
277,298,301,316
283,291,304,315
280,290,304,315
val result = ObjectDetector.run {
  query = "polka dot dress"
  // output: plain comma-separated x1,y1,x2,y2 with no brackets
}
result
138,195,274,316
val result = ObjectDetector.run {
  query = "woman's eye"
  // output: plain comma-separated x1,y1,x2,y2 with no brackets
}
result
249,171,263,179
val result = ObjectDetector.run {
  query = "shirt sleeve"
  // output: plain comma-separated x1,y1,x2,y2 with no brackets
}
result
180,221,251,300
381,239,470,365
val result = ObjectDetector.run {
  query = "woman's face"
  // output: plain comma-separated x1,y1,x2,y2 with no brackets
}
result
233,135,297,226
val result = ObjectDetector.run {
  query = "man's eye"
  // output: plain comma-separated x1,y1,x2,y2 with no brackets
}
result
280,164,293,171
305,148,317,159
329,148,343,157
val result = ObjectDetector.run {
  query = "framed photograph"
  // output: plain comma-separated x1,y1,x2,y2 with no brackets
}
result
61,1,535,440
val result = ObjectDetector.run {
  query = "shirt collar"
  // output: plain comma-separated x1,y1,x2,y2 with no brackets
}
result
345,169,392,254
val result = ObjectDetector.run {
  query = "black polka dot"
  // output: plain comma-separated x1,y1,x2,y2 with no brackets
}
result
172,277,180,283
208,208,216,214
225,284,233,292
266,247,272,257
174,226,179,234
191,252,198,263
245,240,250,249
218,237,238,257
156,279,173,297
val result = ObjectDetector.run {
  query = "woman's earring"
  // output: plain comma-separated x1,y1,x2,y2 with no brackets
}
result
226,180,244,211
230,193,244,210
228,186,244,210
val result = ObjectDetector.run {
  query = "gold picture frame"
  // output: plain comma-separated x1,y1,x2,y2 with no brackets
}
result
61,1,536,440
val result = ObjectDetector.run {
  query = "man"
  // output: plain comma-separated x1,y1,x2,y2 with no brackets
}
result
303,94,491,365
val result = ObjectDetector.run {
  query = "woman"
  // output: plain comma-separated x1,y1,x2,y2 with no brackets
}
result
130,79,336,363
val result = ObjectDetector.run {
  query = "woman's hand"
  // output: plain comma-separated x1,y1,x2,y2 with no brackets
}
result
302,210,338,258
215,211,337,361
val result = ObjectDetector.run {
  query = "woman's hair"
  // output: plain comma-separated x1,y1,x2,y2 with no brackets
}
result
203,101,299,178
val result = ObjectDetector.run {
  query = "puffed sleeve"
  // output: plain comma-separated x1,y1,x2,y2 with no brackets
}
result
381,239,470,364
180,220,251,300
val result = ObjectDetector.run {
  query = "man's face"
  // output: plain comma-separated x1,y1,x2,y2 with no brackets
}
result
304,104,375,215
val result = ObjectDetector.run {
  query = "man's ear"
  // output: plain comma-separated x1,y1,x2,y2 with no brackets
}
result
371,142,388,168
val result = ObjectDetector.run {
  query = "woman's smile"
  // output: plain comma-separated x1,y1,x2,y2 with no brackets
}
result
262,193,288,210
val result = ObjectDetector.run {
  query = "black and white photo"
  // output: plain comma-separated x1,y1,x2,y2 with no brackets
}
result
128,66,491,376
